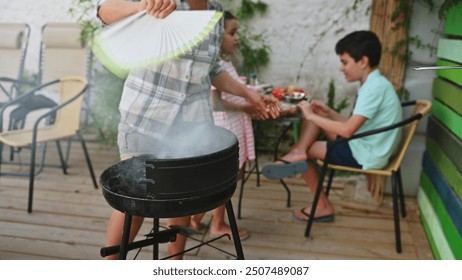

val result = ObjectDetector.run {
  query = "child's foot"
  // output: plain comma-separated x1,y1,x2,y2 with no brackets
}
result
292,205,335,222
276,148,307,164
210,224,250,241
189,213,207,233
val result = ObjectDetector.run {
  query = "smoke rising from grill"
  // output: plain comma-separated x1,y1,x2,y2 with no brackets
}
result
153,122,237,159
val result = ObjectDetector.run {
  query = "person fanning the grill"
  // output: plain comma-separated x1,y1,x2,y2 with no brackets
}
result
96,0,281,260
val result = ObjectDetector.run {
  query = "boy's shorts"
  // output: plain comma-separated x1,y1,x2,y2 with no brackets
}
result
326,140,362,168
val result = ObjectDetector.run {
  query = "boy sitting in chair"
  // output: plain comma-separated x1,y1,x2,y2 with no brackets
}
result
262,30,403,222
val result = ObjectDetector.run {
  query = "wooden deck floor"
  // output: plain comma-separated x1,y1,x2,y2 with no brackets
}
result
0,137,434,260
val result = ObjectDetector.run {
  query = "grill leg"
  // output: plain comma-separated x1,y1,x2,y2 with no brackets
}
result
153,218,159,260
119,214,132,260
225,200,245,259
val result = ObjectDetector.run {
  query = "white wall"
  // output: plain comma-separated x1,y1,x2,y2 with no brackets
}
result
1,0,372,104
227,0,372,104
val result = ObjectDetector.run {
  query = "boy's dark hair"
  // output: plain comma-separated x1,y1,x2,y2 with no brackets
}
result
335,30,382,68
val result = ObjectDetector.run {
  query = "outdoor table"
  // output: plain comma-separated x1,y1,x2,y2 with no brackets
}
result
241,102,302,212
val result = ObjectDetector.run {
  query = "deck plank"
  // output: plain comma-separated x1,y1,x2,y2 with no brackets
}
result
0,138,434,260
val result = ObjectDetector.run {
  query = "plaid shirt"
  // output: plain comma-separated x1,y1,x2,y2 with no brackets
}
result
96,0,224,139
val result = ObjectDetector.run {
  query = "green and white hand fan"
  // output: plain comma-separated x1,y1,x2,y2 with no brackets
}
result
92,10,222,79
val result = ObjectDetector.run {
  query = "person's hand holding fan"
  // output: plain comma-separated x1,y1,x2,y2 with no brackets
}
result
92,0,223,79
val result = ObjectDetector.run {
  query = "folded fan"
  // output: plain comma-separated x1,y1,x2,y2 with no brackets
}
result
92,10,223,79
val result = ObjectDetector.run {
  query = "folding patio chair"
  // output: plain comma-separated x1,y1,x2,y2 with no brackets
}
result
2,23,88,166
39,22,92,123
3,23,90,133
0,76,98,213
0,23,31,103
305,99,432,253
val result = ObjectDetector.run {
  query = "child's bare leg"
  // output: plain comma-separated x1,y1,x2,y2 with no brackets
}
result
167,216,190,260
209,205,248,239
293,141,335,219
190,213,206,230
279,119,322,163
104,211,144,260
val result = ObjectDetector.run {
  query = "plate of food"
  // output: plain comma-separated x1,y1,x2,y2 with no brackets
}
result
272,86,311,104
286,91,306,103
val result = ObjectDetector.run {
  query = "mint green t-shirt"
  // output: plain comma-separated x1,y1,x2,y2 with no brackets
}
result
349,69,403,170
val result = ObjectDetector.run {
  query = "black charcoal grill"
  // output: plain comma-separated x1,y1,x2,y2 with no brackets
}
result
99,123,244,259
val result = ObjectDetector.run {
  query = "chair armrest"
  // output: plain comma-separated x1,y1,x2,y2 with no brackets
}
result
328,100,423,150
31,83,88,133
0,79,59,131
0,77,36,100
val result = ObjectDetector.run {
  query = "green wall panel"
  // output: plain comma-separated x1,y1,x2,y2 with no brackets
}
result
420,173,462,259
443,2,462,37
431,99,462,140
432,77,462,116
436,59,462,87
437,39,462,64
422,152,462,234
417,188,455,260
426,138,462,200
426,116,462,174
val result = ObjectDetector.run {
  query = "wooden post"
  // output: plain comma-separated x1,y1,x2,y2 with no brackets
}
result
368,0,413,197
370,0,412,91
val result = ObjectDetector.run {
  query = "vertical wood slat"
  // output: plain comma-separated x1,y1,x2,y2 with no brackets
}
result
370,0,412,91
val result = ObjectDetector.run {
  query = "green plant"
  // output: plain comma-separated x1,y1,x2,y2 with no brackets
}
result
68,0,102,44
390,0,462,63
223,0,271,76
89,69,124,147
420,0,462,19
69,0,123,147
326,80,349,113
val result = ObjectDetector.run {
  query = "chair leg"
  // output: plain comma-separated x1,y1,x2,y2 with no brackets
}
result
27,139,38,213
391,172,402,253
305,162,329,237
0,142,3,178
225,200,245,259
254,149,261,187
76,130,98,189
252,120,261,186
396,169,407,218
55,140,68,174
325,169,335,197
279,179,291,208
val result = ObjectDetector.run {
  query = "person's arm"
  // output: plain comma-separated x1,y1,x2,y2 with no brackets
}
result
98,0,176,24
310,100,349,122
298,101,366,138
211,88,255,113
212,71,281,119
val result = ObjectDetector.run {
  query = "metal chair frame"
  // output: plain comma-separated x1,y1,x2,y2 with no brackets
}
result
0,77,98,213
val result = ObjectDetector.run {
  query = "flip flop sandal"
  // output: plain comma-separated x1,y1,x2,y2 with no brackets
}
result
209,228,250,241
261,159,308,179
182,223,208,236
292,208,335,223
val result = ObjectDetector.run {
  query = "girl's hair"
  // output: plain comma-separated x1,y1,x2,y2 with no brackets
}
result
224,10,237,22
335,30,382,68
221,11,240,68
